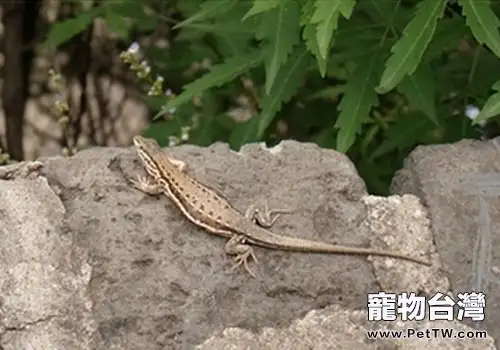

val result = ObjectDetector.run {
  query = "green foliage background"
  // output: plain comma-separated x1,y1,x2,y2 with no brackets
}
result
43,0,500,194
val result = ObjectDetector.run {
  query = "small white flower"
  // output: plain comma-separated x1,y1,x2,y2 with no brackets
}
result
128,42,140,54
169,107,176,114
140,60,150,72
465,105,480,120
465,105,486,127
165,89,172,96
168,136,179,147
180,128,190,141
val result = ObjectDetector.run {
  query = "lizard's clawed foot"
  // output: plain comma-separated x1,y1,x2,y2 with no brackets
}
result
129,175,163,195
232,251,258,278
225,235,259,278
245,200,296,228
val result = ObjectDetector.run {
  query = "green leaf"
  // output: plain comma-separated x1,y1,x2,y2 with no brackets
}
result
309,0,355,60
475,80,500,124
243,0,280,20
174,0,238,29
368,111,434,161
103,8,129,38
377,0,447,93
43,7,103,50
398,64,439,126
335,54,381,152
257,45,310,137
157,50,266,118
460,0,500,58
256,0,301,93
301,1,327,76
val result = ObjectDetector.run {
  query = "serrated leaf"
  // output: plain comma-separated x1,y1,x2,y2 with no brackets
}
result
157,50,265,118
460,0,500,58
310,0,355,60
335,54,381,152
243,0,280,21
300,0,314,26
475,81,500,124
368,112,434,161
174,0,237,29
398,64,439,126
301,1,327,76
257,46,310,137
43,7,103,50
256,0,301,93
377,0,446,93
303,23,327,77
471,80,500,125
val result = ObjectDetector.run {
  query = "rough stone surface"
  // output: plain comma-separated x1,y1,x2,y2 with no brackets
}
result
198,305,495,350
392,136,500,349
0,176,95,349
0,139,488,349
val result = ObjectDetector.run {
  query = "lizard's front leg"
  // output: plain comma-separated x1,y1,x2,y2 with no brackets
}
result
224,235,258,278
129,175,164,196
245,200,295,228
167,156,186,172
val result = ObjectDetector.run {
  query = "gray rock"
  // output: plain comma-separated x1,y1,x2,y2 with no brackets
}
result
392,137,500,349
0,139,489,349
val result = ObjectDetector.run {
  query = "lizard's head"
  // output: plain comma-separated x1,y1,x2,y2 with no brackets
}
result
133,135,163,174
133,135,163,157
133,135,158,150
133,135,178,179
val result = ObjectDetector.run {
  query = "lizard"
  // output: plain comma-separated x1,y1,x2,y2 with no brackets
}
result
129,135,433,277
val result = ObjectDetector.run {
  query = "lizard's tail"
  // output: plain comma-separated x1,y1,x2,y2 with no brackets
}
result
248,229,432,266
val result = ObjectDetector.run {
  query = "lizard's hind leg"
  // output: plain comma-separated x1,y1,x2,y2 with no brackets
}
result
225,235,258,278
